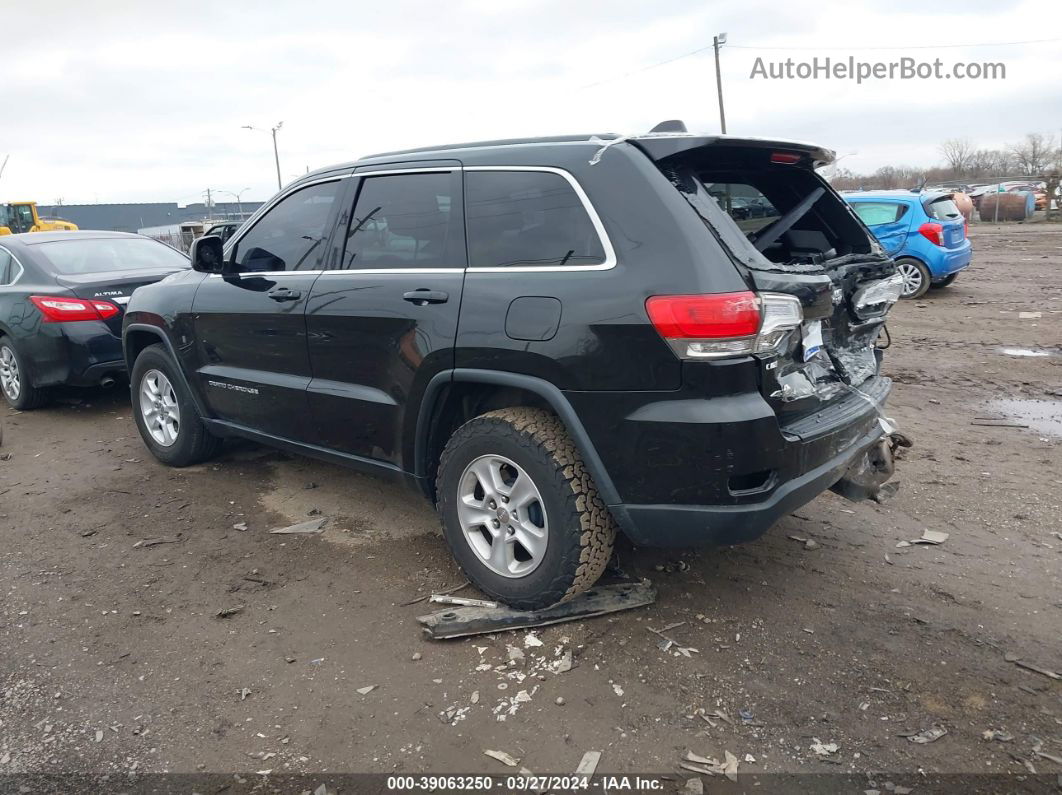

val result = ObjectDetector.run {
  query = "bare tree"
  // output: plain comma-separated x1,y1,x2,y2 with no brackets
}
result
1008,133,1057,175
940,138,974,176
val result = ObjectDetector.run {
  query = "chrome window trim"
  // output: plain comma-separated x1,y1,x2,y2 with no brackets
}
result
462,166,617,273
318,267,462,276
0,245,25,286
353,166,458,177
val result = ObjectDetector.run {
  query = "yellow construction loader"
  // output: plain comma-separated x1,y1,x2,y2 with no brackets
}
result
0,201,78,235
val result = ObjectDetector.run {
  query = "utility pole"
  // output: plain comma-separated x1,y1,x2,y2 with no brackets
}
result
0,154,8,185
713,33,728,134
243,122,284,190
204,188,213,221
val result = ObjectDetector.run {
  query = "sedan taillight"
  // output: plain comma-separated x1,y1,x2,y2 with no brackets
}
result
29,295,120,323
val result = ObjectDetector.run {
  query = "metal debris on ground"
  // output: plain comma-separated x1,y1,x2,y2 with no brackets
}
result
232,522,248,531
911,530,949,545
647,621,697,656
575,751,601,776
902,724,948,744
401,580,470,606
1004,652,1060,681
215,605,245,619
810,739,839,756
355,685,376,695
418,580,656,640
981,729,1014,742
787,535,819,550
238,687,251,701
132,535,182,548
683,778,704,795
680,750,739,781
268,518,327,535
483,749,521,767
429,594,499,608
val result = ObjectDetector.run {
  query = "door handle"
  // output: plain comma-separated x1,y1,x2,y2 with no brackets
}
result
268,288,302,302
403,289,449,305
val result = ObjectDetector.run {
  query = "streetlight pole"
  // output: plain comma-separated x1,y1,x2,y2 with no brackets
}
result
242,122,284,191
713,33,728,134
220,188,251,220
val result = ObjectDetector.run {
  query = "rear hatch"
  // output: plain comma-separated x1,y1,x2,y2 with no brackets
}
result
923,194,966,248
633,134,901,428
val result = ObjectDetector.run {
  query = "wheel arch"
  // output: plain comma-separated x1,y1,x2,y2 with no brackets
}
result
413,369,621,508
124,323,211,418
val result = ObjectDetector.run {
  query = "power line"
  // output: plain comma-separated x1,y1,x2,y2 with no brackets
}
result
728,37,1061,51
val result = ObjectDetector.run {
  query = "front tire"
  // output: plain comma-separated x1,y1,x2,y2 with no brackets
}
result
131,344,221,466
437,408,616,610
0,337,51,410
896,257,931,299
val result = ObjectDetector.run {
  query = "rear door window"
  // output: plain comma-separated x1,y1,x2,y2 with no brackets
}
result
852,202,908,226
339,172,462,269
465,171,606,268
0,249,10,284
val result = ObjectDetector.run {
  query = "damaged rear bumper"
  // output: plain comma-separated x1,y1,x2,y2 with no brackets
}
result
611,421,891,548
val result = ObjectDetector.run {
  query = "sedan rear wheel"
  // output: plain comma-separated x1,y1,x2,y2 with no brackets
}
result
0,339,51,410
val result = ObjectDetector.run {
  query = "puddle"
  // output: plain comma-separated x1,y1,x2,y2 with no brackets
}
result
988,399,1062,437
997,347,1053,358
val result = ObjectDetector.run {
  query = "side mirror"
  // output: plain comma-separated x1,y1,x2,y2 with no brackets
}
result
190,235,225,273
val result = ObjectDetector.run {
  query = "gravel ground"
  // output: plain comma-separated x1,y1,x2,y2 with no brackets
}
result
1,223,1059,790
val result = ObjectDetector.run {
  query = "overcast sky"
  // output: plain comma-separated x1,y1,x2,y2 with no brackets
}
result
3,0,1059,205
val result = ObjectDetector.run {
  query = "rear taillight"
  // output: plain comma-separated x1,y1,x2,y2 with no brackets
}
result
918,222,944,246
645,291,803,359
29,295,120,323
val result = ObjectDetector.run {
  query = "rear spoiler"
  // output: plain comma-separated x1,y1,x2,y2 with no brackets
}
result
628,134,836,168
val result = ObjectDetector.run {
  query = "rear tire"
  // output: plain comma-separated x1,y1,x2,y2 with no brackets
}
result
0,337,51,411
930,272,959,289
131,344,221,466
437,407,616,610
896,257,931,299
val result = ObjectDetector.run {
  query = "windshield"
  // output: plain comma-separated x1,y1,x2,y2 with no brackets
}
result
32,237,190,275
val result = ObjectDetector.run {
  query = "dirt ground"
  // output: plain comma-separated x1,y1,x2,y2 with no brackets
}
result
1,223,1060,790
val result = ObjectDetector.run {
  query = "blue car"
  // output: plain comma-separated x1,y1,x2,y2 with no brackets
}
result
843,191,971,298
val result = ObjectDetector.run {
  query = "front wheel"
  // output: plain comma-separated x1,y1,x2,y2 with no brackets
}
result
131,344,221,466
895,257,931,299
436,408,616,610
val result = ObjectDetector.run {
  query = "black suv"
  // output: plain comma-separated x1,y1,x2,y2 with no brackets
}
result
123,124,904,609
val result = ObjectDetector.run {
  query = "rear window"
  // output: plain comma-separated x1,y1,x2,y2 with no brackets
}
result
466,171,606,268
33,238,190,275
851,202,908,226
924,197,962,220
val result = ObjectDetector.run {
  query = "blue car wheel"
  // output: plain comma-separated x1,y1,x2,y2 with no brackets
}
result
895,257,931,299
